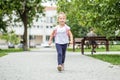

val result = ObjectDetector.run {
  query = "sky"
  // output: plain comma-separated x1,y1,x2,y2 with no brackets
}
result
41,0,56,7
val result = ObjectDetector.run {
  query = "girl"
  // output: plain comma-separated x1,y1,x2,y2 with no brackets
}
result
48,12,73,71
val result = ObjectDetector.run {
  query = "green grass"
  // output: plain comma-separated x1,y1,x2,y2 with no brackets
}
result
87,54,120,65
67,45,120,65
67,45,120,52
0,48,23,57
0,53,8,57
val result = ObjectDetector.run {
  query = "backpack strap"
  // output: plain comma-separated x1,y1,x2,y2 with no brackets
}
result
53,29,57,37
65,25,70,37
53,25,58,37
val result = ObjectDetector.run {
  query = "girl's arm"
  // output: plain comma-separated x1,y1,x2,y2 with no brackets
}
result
48,30,55,45
68,30,73,44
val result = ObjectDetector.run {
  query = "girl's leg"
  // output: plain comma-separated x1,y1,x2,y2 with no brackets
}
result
62,44,67,64
55,44,62,65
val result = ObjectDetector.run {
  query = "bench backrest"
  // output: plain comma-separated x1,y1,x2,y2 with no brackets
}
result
74,38,83,42
83,36,120,41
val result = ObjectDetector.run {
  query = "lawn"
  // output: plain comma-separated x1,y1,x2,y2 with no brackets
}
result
0,53,8,57
67,45,120,52
0,48,23,57
67,45,120,65
87,54,120,65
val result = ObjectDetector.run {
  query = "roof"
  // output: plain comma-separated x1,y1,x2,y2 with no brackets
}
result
44,6,57,11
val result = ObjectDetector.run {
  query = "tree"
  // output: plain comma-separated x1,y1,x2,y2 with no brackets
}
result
83,0,120,37
57,0,88,38
0,0,44,50
1,31,20,45
57,0,120,37
0,15,7,32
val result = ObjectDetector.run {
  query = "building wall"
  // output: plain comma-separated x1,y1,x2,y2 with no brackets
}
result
6,6,57,46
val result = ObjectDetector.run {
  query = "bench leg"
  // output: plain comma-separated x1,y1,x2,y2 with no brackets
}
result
81,44,84,55
91,44,97,54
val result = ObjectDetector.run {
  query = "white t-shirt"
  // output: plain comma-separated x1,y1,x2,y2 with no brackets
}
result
54,24,70,44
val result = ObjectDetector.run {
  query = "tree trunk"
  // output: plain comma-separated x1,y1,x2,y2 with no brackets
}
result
23,22,28,51
21,11,28,51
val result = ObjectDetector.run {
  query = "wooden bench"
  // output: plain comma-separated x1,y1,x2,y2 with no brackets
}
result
73,38,83,52
73,36,120,54
73,37,107,52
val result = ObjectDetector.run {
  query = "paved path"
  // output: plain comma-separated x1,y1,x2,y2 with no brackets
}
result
0,48,120,80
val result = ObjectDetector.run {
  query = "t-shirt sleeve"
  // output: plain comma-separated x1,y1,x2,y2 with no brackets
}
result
66,25,70,30
53,26,57,31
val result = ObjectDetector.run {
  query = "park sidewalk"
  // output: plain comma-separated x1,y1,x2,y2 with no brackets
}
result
0,48,120,80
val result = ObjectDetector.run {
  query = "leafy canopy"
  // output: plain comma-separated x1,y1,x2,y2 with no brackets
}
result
57,0,120,37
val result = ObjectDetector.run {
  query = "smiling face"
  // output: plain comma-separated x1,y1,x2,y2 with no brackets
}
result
58,13,66,26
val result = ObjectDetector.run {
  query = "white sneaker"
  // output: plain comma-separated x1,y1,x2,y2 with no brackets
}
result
62,64,64,71
57,65,62,71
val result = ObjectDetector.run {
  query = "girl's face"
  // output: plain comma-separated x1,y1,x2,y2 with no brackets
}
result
58,14,66,25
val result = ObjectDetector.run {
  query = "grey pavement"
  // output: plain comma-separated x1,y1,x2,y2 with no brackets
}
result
0,48,120,80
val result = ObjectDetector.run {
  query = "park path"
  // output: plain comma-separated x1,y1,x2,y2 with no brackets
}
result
0,48,120,80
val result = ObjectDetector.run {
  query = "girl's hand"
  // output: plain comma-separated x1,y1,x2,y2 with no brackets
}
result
69,40,73,44
48,41,52,45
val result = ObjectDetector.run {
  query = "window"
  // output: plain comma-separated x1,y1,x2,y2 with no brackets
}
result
46,26,49,28
29,35,36,40
46,17,49,23
33,25,36,28
50,17,53,23
19,25,22,27
37,25,39,28
50,26,52,28
40,26,43,28
46,36,50,41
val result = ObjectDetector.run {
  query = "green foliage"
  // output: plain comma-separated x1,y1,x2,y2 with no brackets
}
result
0,15,7,32
0,0,44,50
1,31,20,44
57,0,120,37
0,0,44,25
57,0,88,37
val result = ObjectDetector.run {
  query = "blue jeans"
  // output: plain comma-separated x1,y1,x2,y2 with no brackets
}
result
55,43,67,65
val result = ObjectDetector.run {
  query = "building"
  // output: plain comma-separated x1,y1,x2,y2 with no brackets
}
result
7,5,57,47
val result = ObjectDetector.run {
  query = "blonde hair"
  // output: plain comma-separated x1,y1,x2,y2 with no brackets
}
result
57,12,66,18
